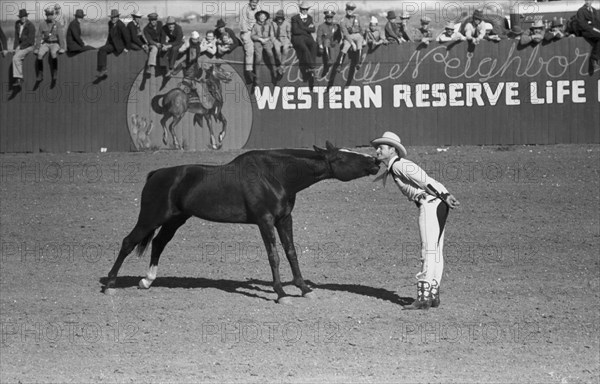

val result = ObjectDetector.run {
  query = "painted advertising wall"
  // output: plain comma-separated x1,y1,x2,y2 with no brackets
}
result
0,37,598,153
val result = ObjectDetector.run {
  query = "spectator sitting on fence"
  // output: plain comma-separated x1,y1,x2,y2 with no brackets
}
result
384,11,401,43
240,0,261,84
576,0,600,65
544,18,566,42
34,7,65,81
415,16,434,46
462,9,487,45
143,13,164,76
273,10,292,74
163,17,184,77
12,9,35,87
482,21,502,42
338,2,365,72
1,24,8,57
214,19,239,57
67,9,95,54
437,22,466,43
506,25,524,40
397,12,412,42
128,11,149,52
96,9,130,79
317,10,340,71
251,10,281,82
520,20,546,46
291,1,318,79
364,16,388,51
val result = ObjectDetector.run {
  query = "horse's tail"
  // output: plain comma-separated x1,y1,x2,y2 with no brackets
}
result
135,169,160,257
151,94,165,115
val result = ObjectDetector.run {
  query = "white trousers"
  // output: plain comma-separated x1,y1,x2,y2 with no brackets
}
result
416,196,448,286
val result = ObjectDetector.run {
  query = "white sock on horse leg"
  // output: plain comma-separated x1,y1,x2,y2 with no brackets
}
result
139,265,158,289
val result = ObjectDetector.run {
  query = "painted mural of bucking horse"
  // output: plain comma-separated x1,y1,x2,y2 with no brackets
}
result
151,63,233,150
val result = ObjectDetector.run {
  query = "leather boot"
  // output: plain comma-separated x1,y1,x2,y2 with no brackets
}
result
404,281,432,310
430,280,440,308
36,59,44,81
336,52,347,72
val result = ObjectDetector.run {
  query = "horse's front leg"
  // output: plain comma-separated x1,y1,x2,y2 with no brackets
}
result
218,113,227,146
258,221,289,304
205,116,218,150
275,214,313,298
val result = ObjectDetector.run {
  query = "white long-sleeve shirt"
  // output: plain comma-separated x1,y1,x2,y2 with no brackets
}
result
388,155,449,202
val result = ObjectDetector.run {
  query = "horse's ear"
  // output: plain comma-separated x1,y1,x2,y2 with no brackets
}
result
313,145,326,153
325,141,337,151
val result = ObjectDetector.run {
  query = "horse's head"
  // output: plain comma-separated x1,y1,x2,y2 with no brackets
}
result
209,63,233,84
313,141,381,181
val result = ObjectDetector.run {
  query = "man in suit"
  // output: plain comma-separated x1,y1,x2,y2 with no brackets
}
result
96,9,130,78
162,17,184,77
127,11,149,52
143,13,164,76
291,1,318,78
12,9,36,86
67,9,95,54
576,0,600,64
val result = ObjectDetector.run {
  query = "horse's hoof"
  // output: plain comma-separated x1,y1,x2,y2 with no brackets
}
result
104,288,117,296
304,291,317,300
277,296,293,305
138,278,152,289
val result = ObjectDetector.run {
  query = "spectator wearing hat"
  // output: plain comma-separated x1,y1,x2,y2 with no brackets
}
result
544,19,566,41
507,25,524,41
240,0,261,82
364,16,388,50
437,22,465,43
67,9,95,54
96,9,130,78
415,16,434,45
338,2,365,71
12,9,36,86
397,12,412,42
251,10,281,81
0,25,8,57
273,10,292,68
214,19,239,57
481,21,501,42
128,11,149,52
200,31,218,58
291,1,318,78
576,0,600,64
162,17,184,77
520,20,546,45
370,131,460,310
462,9,486,45
143,13,165,75
317,10,340,70
384,11,402,43
34,7,65,81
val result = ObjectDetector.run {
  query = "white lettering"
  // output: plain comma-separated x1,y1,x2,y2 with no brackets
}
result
393,84,413,108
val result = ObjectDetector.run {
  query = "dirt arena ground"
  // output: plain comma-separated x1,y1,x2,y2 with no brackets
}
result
1,144,598,383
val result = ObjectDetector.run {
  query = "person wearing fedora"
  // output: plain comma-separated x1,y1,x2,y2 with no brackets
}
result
415,16,435,46
371,132,460,310
214,19,240,57
520,20,546,45
316,10,340,71
291,1,318,78
143,13,165,76
96,9,130,78
239,0,261,83
576,0,600,65
34,7,65,81
12,9,36,86
506,25,524,41
384,11,402,43
273,10,292,73
162,17,184,77
437,22,465,42
397,12,412,42
462,9,486,45
338,2,365,71
544,18,566,42
127,12,149,52
251,10,281,82
67,9,95,54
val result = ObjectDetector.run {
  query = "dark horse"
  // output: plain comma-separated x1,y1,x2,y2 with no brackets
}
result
104,142,381,304
151,63,232,150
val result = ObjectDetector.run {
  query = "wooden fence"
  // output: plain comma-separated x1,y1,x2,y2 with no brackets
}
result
1,37,598,153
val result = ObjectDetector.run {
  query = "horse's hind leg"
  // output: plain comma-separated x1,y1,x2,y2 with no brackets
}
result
169,116,183,149
160,115,170,145
104,224,157,292
205,116,218,150
139,215,189,289
217,113,227,147
275,214,313,297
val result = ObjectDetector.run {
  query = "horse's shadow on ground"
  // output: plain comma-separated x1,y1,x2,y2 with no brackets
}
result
99,276,412,305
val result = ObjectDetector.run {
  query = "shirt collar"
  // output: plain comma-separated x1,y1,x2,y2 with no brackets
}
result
387,155,399,171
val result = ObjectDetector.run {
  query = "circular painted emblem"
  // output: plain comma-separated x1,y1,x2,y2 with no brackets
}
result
126,59,252,151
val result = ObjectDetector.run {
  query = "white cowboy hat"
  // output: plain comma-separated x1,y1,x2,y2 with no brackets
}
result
370,16,378,24
371,131,407,157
